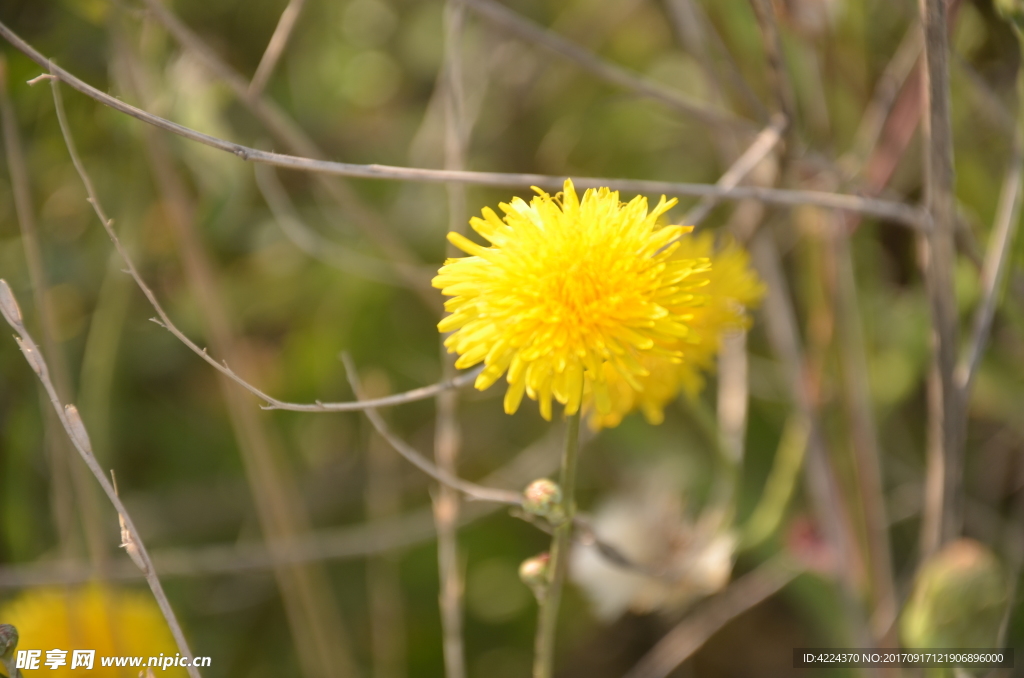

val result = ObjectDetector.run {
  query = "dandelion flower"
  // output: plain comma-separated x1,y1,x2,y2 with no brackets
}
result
588,232,764,429
0,585,186,677
433,179,711,420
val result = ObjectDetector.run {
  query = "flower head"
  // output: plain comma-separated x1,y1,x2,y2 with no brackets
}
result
0,585,186,677
433,179,710,420
588,232,764,428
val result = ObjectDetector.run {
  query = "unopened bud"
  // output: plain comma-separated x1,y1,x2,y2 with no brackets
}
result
519,553,550,600
63,404,93,454
523,478,562,519
0,624,17,660
901,539,1007,649
0,279,23,328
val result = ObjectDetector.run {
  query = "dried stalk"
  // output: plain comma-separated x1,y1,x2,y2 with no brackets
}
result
750,232,874,647
0,20,927,229
0,95,482,414
663,0,768,120
747,0,796,123
114,41,359,676
247,0,307,98
831,221,899,638
343,355,523,506
919,0,963,556
366,428,408,678
0,281,200,678
435,3,469,676
461,0,749,131
0,426,568,587
842,24,923,174
955,64,1024,397
138,0,441,312
683,114,786,225
0,55,80,558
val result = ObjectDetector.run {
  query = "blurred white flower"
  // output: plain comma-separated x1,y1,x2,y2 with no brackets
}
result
570,467,736,621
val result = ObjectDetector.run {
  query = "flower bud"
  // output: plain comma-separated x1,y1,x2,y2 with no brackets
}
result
519,553,550,600
522,479,562,519
64,404,93,454
0,279,23,329
901,539,1007,649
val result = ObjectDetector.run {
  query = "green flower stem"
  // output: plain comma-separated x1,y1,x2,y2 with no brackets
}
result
532,408,582,678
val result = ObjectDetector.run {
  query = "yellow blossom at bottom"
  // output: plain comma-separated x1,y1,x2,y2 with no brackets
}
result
0,585,187,677
587,232,764,429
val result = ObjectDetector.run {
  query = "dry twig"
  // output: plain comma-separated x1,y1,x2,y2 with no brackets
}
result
0,20,927,229
247,0,307,98
956,80,1024,397
683,114,786,225
343,354,523,506
0,84,482,414
462,0,749,131
0,280,201,678
138,0,442,312
435,4,470,676
919,0,963,556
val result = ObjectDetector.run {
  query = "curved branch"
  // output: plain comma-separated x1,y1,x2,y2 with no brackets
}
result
342,354,524,506
0,20,927,230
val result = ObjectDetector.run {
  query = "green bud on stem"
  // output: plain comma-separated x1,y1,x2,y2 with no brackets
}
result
519,553,551,601
522,479,563,521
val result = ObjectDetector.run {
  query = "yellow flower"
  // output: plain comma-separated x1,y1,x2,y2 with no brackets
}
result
588,232,764,429
433,179,711,420
0,585,187,677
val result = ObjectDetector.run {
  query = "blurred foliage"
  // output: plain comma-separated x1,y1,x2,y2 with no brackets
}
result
0,0,1023,677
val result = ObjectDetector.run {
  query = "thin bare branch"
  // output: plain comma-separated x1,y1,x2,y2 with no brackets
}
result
366,430,408,678
831,220,899,638
842,23,923,174
436,2,469,676
137,0,442,312
747,0,796,122
461,0,750,131
117,40,362,677
684,114,785,225
919,0,963,555
248,0,307,98
0,427,567,587
0,422,654,587
750,232,875,647
0,55,82,559
343,354,524,506
956,70,1024,396
663,0,769,120
0,280,200,678
0,21,927,229
38,75,475,417
623,559,798,678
